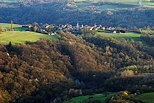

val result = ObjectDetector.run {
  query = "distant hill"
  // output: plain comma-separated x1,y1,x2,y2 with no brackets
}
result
1,0,154,29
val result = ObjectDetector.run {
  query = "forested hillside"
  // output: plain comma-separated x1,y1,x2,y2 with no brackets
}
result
0,31,154,103
1,0,154,28
1,0,154,102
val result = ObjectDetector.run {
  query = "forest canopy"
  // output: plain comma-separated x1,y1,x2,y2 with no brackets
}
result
0,31,154,103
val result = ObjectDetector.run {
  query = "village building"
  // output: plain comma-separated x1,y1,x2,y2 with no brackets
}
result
113,31,117,33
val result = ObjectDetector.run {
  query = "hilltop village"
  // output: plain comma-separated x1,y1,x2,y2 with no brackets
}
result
24,23,127,36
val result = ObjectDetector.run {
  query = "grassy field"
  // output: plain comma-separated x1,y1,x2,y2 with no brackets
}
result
0,31,58,44
136,92,154,103
75,0,154,9
64,93,116,103
95,30,142,41
0,23,26,31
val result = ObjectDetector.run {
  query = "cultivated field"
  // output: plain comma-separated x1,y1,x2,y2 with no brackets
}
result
0,31,57,44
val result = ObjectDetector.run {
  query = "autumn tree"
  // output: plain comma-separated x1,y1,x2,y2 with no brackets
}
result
31,22,39,32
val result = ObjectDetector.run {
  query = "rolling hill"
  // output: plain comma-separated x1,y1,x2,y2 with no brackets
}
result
0,0,154,103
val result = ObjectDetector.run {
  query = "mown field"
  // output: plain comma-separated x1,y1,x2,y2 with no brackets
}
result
0,31,58,44
136,92,154,103
64,93,116,103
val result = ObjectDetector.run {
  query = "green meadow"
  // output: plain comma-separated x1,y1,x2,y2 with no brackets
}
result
64,93,116,103
95,30,142,41
0,31,58,44
136,92,154,103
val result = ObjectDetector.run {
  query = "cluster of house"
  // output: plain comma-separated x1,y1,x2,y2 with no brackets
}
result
22,23,127,35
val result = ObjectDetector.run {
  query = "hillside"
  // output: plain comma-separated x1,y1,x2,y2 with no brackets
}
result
95,30,141,41
0,23,57,44
1,0,154,102
2,0,154,8
0,31,57,44
1,1,154,28
0,30,154,103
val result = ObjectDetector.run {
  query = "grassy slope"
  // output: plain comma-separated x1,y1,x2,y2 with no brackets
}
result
0,23,58,44
0,31,58,44
64,93,116,103
95,30,142,41
136,92,154,103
